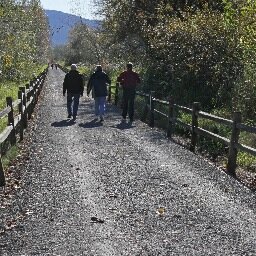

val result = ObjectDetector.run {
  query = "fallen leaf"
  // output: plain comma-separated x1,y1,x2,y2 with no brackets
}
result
157,207,166,216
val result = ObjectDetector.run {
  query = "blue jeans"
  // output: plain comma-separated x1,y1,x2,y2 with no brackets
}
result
67,93,80,117
94,97,106,116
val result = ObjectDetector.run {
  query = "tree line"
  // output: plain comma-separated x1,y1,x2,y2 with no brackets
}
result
59,0,255,123
2,1,254,122
0,0,50,83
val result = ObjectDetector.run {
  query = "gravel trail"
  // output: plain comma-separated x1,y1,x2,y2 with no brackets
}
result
0,68,255,256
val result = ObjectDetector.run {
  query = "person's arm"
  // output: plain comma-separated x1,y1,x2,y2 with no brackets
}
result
80,75,84,96
117,72,124,87
63,75,67,96
87,75,93,96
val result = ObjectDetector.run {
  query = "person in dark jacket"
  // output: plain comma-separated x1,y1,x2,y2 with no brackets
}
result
117,63,140,123
63,64,84,120
87,65,111,122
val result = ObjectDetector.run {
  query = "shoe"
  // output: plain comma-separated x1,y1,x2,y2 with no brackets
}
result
100,116,104,122
67,114,72,118
121,117,126,122
72,116,76,120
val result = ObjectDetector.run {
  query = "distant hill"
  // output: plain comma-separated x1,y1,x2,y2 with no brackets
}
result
45,10,100,46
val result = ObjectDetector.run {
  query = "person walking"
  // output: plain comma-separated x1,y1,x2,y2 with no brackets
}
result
87,65,111,122
63,64,84,120
117,63,141,123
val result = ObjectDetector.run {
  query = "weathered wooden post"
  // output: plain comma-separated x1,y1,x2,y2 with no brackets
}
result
190,102,200,152
141,93,149,122
19,87,27,129
227,112,242,176
26,83,33,120
18,89,24,141
167,96,174,138
149,91,155,127
114,82,119,106
34,79,39,105
39,75,44,91
25,83,30,102
25,82,30,91
27,88,32,120
36,78,40,97
30,80,36,111
108,85,112,102
6,97,16,145
0,154,5,187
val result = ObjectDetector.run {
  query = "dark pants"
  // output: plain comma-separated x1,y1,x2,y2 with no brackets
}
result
122,88,136,121
67,93,80,117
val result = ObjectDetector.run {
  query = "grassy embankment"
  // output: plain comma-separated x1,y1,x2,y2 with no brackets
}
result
0,65,47,167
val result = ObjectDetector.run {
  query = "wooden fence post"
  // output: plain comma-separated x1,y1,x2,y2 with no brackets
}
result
0,154,5,187
27,88,32,120
39,75,44,91
190,102,200,152
149,91,155,127
25,83,30,102
18,89,24,141
6,97,16,145
33,79,40,105
19,87,27,129
141,94,149,122
41,72,46,85
108,85,112,102
227,112,242,176
26,83,33,120
167,96,174,138
25,83,30,91
115,82,119,106
30,80,36,112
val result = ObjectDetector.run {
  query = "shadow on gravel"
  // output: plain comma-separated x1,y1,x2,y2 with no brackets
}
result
111,122,135,130
51,119,76,127
79,119,103,128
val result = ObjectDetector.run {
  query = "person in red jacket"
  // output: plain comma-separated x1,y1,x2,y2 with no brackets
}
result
117,63,140,123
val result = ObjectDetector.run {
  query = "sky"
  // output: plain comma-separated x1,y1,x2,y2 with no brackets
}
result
40,0,97,19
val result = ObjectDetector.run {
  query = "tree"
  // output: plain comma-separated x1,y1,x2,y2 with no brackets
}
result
65,23,103,65
0,0,50,82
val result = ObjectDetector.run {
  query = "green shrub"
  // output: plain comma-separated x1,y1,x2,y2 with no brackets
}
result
237,152,256,172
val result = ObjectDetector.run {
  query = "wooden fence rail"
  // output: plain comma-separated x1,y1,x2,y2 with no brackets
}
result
0,68,48,186
108,84,256,176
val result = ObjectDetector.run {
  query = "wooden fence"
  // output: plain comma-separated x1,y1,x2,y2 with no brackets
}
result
108,83,256,176
0,69,48,186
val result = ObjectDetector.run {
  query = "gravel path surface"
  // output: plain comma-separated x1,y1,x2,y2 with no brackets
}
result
0,68,256,256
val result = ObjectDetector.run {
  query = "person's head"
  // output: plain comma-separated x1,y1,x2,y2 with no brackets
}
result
71,64,77,70
95,65,102,72
126,62,133,71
